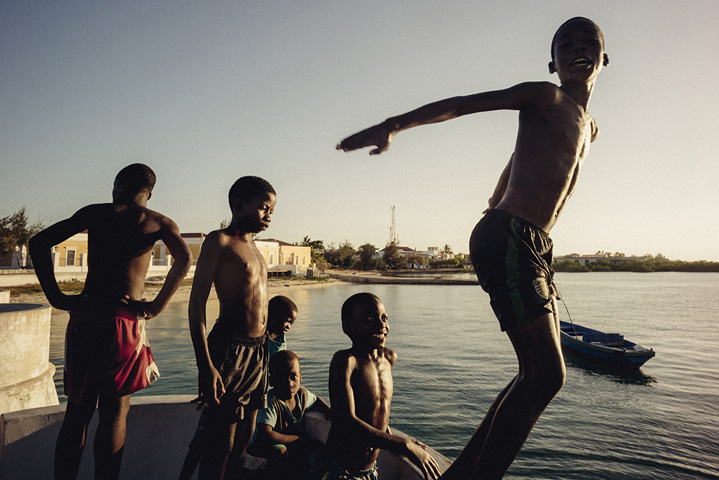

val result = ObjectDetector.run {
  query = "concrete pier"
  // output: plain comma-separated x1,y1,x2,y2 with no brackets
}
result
0,303,59,415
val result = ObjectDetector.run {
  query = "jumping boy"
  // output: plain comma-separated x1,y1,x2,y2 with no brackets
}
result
186,175,276,479
336,17,609,479
267,295,299,357
312,292,440,480
252,350,330,479
29,163,192,480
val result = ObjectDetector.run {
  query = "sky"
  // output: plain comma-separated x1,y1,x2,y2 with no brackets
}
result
2,1,718,261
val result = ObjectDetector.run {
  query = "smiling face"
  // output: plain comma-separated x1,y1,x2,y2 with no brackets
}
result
343,295,390,350
549,18,608,84
232,192,276,234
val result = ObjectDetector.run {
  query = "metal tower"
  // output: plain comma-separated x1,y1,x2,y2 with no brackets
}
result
390,206,399,244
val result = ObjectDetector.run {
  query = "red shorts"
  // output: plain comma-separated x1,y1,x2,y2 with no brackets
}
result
64,307,160,405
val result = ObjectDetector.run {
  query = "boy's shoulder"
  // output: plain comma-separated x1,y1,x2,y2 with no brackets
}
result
380,347,397,366
331,347,397,366
514,81,566,107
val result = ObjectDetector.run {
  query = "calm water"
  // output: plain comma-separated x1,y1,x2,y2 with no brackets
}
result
49,272,719,479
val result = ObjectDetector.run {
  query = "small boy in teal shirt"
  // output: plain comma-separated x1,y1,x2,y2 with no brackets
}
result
253,350,330,479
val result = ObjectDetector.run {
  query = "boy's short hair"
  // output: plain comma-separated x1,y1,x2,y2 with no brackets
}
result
341,292,380,336
269,350,300,378
550,17,604,60
269,295,298,320
115,163,156,194
228,176,276,209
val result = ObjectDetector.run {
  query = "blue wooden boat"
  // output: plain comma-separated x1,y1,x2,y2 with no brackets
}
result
559,321,655,368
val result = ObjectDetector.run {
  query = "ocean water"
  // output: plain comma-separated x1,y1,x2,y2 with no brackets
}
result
49,272,719,479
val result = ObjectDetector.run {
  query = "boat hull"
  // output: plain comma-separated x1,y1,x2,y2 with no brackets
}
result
559,321,655,368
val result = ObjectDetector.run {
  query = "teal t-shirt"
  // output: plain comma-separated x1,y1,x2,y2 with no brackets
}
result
257,386,317,435
268,334,287,357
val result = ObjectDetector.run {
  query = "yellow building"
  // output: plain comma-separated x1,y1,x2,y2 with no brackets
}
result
52,232,311,277
54,231,89,268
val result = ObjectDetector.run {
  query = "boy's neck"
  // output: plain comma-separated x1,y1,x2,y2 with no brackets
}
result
350,343,382,360
560,80,595,109
228,220,254,240
267,331,281,340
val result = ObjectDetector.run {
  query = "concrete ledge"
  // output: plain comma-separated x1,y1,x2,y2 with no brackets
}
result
0,395,201,480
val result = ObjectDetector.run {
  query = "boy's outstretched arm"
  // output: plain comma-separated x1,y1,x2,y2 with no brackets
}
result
130,218,191,318
28,207,93,311
329,352,440,479
337,82,552,155
188,231,225,405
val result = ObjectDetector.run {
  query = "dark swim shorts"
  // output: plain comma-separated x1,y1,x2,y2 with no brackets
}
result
200,321,269,424
469,209,559,331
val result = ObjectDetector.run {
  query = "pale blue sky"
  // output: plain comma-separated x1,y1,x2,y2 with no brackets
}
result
2,1,718,261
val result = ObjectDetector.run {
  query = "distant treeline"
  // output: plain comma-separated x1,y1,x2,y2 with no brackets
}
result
554,258,719,273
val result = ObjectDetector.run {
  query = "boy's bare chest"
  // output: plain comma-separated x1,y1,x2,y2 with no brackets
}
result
352,360,393,403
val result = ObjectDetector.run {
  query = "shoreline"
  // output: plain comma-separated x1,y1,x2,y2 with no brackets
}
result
7,277,348,309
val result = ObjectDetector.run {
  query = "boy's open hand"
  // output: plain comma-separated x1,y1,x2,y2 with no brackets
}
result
405,439,441,480
337,123,395,155
198,366,226,405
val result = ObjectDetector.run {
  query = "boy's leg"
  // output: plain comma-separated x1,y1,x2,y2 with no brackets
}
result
224,409,259,478
439,378,516,479
474,301,565,479
55,401,97,480
178,440,205,480
94,392,131,480
198,416,237,480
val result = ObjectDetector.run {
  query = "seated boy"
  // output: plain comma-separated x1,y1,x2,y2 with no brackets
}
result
251,350,330,479
267,295,299,357
311,293,440,480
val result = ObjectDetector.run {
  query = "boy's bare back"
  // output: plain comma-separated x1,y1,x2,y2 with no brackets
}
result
80,203,177,304
30,164,190,316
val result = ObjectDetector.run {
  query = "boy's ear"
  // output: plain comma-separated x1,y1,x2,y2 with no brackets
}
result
232,197,243,213
603,54,609,66
548,61,557,74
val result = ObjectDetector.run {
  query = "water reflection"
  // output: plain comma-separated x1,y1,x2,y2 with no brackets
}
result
563,353,656,386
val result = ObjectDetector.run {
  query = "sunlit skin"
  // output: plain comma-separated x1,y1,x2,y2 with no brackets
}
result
337,18,608,480
323,294,441,479
29,166,191,480
187,190,276,480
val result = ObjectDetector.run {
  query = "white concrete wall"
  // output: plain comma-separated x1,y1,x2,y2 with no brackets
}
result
0,304,58,416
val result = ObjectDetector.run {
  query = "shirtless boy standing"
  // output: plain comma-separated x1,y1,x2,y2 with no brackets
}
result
187,175,276,479
312,292,440,480
337,17,609,479
29,163,192,480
